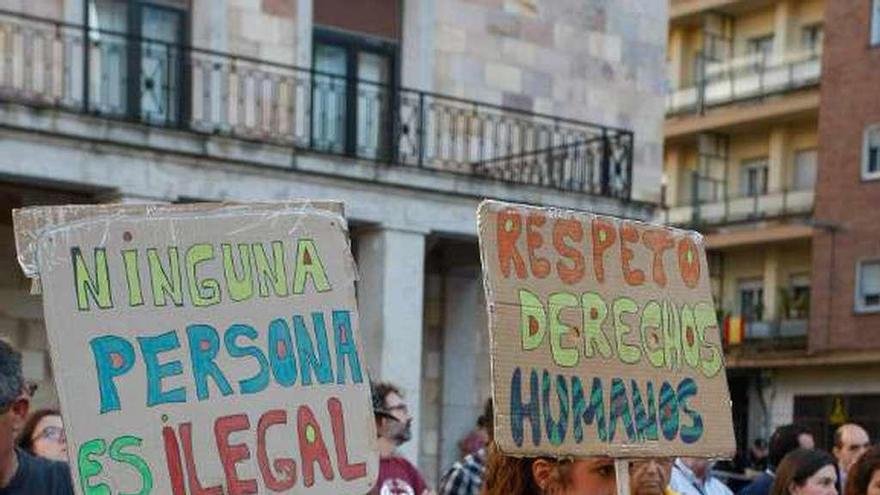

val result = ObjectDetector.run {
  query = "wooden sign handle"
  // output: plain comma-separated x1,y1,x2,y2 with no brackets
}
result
615,459,631,495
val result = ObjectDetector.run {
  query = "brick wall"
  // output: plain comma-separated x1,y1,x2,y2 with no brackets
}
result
811,0,880,352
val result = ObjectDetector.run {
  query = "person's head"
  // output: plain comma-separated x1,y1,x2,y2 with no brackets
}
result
0,340,29,460
834,424,871,474
680,457,712,480
482,443,617,495
770,448,838,495
770,424,816,469
371,381,412,446
17,409,66,462
844,445,880,495
630,458,673,495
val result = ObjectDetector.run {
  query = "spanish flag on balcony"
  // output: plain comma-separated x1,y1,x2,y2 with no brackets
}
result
723,316,744,346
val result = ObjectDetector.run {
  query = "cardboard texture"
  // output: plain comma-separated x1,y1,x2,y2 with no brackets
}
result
477,200,735,459
14,201,344,284
17,202,378,494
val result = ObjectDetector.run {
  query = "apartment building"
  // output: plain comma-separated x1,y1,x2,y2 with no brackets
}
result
0,0,666,483
802,0,880,448
664,0,880,452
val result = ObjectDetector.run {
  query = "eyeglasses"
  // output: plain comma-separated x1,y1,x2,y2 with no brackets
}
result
33,425,66,444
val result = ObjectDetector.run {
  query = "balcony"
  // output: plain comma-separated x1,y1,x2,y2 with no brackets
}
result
723,318,809,363
667,50,821,115
669,0,768,24
0,9,633,199
662,187,814,227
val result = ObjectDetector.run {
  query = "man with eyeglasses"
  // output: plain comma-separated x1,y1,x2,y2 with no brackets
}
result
0,339,73,494
370,381,435,495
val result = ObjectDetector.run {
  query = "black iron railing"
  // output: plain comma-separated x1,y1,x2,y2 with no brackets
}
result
0,9,634,199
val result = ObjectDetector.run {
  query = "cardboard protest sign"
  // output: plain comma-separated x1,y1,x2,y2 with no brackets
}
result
15,202,378,494
477,200,735,459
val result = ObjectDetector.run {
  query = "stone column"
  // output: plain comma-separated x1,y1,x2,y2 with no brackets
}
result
440,266,484,471
667,28,684,90
763,247,782,322
356,226,427,463
772,0,794,62
768,126,789,192
665,145,682,207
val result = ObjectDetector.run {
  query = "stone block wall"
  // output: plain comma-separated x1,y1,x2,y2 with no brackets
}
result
420,271,445,486
225,0,299,65
429,0,668,202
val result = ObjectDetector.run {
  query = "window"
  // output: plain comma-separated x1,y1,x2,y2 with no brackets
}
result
872,0,880,45
312,29,396,159
801,24,824,54
692,174,720,203
747,35,774,64
738,278,764,322
787,274,811,319
793,149,818,190
863,125,880,180
740,158,769,196
856,260,880,312
88,0,186,124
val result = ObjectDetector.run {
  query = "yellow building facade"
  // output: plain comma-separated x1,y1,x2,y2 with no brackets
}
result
663,0,835,451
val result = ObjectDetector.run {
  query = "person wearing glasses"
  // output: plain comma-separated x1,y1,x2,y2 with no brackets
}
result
370,381,435,495
0,339,73,494
17,409,67,462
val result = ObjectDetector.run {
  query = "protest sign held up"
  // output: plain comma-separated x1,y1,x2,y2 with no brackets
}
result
14,202,378,495
477,200,735,459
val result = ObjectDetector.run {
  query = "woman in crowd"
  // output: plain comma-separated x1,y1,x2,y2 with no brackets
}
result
844,445,880,495
481,442,677,495
769,448,838,495
17,408,67,462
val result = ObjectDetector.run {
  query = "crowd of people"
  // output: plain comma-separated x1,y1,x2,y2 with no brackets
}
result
2,336,880,495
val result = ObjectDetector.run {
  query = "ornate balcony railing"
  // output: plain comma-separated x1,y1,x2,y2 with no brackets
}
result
0,9,634,199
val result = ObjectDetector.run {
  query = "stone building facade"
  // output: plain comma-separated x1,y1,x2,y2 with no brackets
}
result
0,0,666,483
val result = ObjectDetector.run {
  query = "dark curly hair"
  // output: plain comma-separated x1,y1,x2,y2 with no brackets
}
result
371,381,402,418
